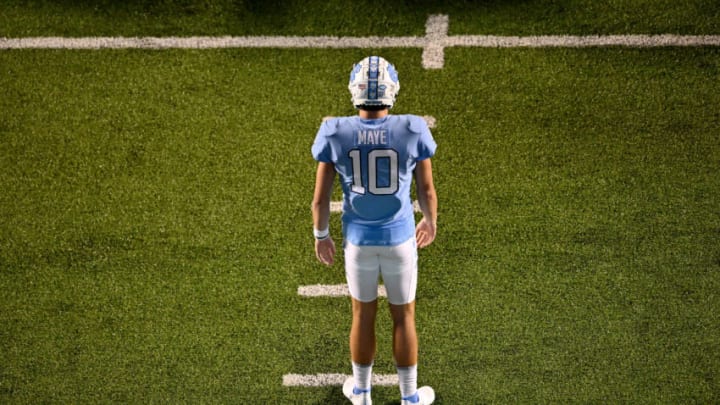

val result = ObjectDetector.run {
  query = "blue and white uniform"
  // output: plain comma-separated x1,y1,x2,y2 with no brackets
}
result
312,114,436,305
312,114,437,246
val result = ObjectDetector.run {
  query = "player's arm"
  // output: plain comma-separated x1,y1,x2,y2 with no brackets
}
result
414,158,437,248
312,162,336,265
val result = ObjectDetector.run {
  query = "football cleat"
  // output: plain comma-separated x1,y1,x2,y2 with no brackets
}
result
401,386,435,405
348,56,400,109
343,376,372,405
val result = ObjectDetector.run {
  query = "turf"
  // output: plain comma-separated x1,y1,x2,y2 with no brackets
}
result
1,1,719,403
2,0,720,36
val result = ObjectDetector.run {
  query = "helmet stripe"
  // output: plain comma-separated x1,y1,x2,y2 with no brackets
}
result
368,56,379,79
367,56,379,100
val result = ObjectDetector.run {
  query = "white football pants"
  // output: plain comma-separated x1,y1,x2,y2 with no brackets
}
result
344,237,418,305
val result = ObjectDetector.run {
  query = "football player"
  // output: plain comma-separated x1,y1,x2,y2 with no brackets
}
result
311,56,437,405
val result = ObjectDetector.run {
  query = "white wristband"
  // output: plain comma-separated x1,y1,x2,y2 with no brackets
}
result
313,227,330,240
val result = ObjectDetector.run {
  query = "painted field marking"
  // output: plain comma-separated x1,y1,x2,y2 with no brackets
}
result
283,373,398,387
423,14,450,69
298,284,387,298
3,15,719,69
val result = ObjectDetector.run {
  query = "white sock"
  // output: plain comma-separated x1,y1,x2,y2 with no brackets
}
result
352,361,373,392
396,364,418,399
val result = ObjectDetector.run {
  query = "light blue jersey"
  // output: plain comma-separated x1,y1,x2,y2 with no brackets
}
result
311,114,437,246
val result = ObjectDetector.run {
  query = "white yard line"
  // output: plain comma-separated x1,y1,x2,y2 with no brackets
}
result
2,15,718,69
446,34,720,48
0,35,424,49
422,115,437,129
298,284,387,298
283,373,399,387
329,201,343,213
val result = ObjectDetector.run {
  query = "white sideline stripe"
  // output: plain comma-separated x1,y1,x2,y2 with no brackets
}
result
322,115,436,128
3,15,719,69
0,36,425,49
298,284,387,298
330,201,420,213
446,34,720,48
4,33,717,49
283,373,398,387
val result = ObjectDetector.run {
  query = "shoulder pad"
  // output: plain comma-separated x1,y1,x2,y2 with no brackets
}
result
407,115,428,134
320,117,340,136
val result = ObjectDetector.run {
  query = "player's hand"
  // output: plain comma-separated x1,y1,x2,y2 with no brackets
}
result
315,237,336,266
415,218,436,248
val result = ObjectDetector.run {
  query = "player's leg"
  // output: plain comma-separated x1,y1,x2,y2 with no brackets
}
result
381,238,434,404
346,297,377,403
344,242,381,401
379,238,418,368
351,297,378,365
389,301,417,367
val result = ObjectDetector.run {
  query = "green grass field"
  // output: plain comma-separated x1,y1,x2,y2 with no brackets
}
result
1,1,719,403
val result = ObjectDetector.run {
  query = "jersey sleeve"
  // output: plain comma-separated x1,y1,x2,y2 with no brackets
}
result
408,115,437,161
311,119,337,163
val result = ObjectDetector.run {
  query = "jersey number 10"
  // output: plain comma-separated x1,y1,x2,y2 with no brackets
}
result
348,149,399,195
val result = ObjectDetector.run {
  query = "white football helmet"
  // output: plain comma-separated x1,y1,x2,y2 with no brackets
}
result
348,56,400,109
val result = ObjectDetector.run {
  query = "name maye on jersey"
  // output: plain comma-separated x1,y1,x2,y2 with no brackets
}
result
356,129,388,145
